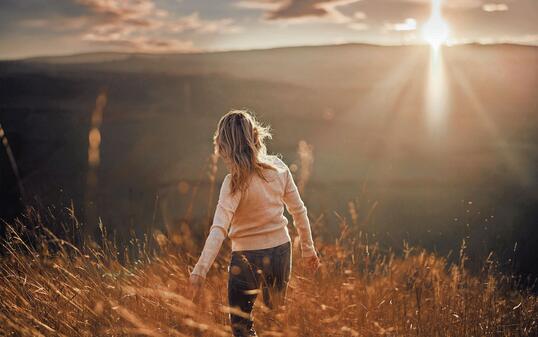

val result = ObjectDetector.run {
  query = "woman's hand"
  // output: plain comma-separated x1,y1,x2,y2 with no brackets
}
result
303,254,321,274
189,273,205,304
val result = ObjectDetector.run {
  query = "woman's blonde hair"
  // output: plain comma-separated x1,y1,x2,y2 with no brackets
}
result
214,110,275,194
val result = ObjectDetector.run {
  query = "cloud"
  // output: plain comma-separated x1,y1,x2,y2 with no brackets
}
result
77,0,242,33
70,1,197,52
477,34,538,45
348,22,369,30
168,12,243,34
19,16,91,31
74,0,167,33
77,0,157,22
267,0,358,20
482,3,509,12
384,18,417,31
395,0,483,9
235,0,281,10
83,34,197,53
236,0,361,23
353,11,367,20
15,0,242,53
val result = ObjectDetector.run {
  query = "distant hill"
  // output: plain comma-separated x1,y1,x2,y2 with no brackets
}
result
1,43,537,276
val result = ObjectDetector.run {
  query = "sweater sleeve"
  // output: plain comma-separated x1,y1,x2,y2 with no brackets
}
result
191,175,241,278
282,166,317,257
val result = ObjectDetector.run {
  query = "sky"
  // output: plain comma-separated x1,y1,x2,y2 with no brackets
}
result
0,0,537,60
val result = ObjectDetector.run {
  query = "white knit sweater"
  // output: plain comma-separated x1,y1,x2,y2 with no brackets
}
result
191,156,316,278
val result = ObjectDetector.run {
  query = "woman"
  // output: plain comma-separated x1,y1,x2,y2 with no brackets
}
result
189,110,320,337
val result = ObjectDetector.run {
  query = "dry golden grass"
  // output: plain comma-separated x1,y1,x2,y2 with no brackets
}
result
0,206,536,337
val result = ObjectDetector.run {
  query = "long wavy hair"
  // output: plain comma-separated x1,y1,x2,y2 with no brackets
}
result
214,110,275,195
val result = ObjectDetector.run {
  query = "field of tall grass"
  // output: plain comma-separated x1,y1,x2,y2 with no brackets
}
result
0,134,536,336
1,202,536,337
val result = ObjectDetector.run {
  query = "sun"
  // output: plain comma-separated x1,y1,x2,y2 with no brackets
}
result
421,0,450,51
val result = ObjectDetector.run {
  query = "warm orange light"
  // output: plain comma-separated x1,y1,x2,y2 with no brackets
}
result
88,127,101,148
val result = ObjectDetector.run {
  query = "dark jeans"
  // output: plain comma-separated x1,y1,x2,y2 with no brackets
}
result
228,241,292,337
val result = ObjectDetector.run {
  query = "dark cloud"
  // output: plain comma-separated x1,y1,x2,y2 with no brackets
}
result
237,0,360,20
269,0,327,18
270,0,346,19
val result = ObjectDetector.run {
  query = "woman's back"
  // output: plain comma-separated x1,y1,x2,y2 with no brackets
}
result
192,154,315,277
228,155,293,251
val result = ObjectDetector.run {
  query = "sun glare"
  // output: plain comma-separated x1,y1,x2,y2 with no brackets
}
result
423,0,449,138
421,0,449,51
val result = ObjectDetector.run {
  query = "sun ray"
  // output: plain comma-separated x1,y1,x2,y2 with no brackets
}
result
422,0,450,138
450,66,531,185
424,47,449,137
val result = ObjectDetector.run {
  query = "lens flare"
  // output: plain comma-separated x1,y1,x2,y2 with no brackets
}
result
421,0,450,51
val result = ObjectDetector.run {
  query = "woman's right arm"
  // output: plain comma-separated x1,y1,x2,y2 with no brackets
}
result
191,174,241,278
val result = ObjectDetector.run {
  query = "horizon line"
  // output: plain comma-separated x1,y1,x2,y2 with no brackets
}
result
2,40,537,62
